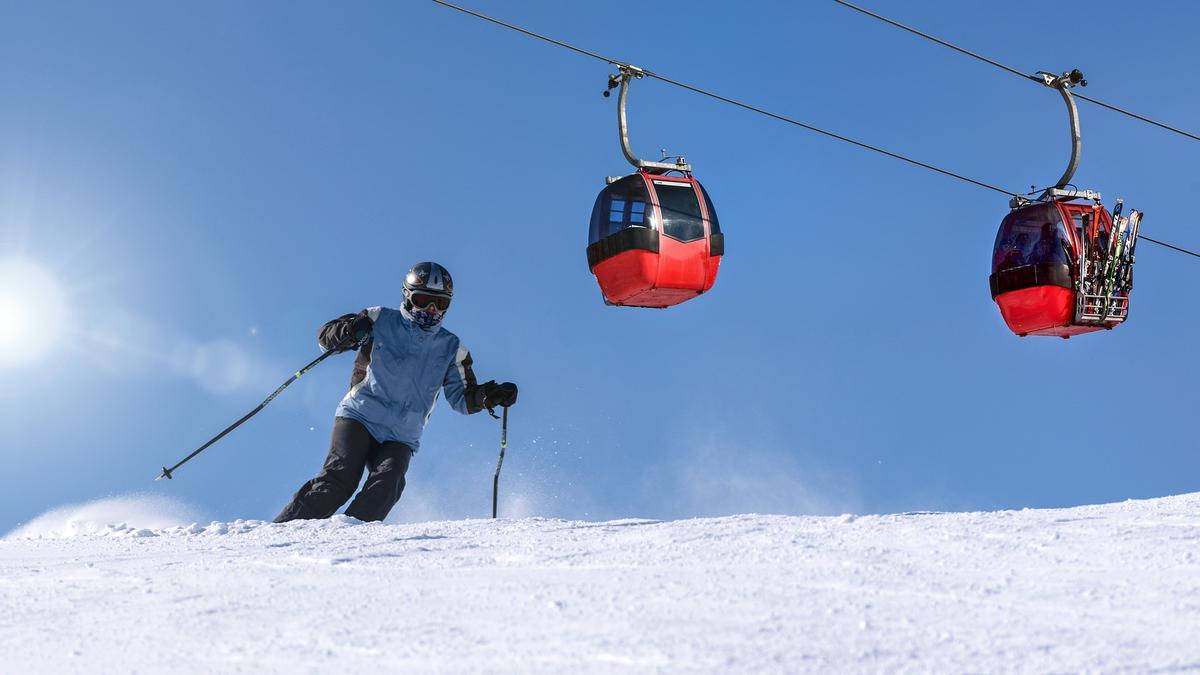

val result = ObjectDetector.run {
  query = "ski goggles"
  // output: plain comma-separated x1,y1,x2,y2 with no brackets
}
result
410,292,451,312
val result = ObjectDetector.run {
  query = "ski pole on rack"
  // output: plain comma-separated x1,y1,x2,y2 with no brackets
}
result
156,344,349,481
492,406,508,518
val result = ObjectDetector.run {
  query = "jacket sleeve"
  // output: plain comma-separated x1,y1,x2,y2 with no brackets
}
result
443,342,486,415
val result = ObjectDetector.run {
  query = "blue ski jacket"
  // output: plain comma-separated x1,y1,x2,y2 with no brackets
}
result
322,305,485,451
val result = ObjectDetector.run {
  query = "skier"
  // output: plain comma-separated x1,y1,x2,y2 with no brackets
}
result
274,262,518,523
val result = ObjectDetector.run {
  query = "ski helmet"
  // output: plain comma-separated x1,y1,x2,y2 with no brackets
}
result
403,262,453,328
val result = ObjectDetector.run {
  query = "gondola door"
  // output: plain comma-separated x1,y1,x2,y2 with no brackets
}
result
647,176,718,305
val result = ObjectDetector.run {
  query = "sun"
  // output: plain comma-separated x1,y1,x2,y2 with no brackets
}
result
0,258,69,366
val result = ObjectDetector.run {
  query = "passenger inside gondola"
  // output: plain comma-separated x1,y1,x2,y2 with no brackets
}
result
994,232,1030,269
1032,222,1070,265
992,206,1072,275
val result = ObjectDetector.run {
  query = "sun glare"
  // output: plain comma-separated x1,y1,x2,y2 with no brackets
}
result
0,258,69,366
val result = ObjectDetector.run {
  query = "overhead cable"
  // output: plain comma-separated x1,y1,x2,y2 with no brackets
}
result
430,0,1017,198
831,0,1200,143
1140,235,1200,259
429,0,1198,259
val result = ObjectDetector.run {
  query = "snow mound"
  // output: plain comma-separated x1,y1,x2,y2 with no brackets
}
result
1,494,1198,673
3,494,204,539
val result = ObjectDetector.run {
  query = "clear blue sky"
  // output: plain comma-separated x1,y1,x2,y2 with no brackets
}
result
2,0,1197,531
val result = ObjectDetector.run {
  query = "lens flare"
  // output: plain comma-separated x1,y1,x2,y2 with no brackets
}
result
0,258,69,366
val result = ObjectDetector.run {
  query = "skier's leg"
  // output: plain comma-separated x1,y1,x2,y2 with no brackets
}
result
273,417,374,522
344,441,413,522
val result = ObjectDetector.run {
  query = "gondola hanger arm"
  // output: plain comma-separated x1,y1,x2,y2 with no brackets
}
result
606,64,690,174
1024,68,1086,204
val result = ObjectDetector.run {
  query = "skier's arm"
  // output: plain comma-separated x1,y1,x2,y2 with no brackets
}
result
317,307,381,352
444,344,487,415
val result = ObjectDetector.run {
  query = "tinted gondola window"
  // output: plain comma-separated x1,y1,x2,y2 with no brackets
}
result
655,180,705,242
609,198,625,224
630,200,646,225
699,183,721,235
589,175,653,245
992,204,1071,274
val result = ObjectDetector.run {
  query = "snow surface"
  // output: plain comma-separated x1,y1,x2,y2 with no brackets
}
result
3,494,1199,673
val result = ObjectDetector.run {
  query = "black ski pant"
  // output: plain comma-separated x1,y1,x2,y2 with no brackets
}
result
274,416,412,523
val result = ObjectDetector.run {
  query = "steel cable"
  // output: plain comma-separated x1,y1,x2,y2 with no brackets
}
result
430,0,1198,258
831,0,1200,142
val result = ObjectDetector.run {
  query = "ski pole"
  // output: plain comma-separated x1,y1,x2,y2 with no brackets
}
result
492,406,508,518
156,346,343,481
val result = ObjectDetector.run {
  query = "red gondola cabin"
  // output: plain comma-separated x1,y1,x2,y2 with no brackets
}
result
990,200,1137,338
587,171,723,308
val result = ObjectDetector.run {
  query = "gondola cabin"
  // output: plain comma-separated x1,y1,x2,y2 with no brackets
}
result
587,171,723,307
989,199,1139,338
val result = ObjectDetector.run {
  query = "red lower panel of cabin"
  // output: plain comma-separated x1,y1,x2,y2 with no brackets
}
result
995,286,1102,338
593,243,720,308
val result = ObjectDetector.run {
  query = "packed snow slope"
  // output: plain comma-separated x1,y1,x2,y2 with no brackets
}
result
3,494,1199,673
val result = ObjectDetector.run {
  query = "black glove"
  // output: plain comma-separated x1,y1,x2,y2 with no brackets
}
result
319,312,374,353
348,315,373,344
481,380,518,408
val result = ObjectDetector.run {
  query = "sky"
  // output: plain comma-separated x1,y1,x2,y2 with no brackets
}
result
1,0,1197,533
